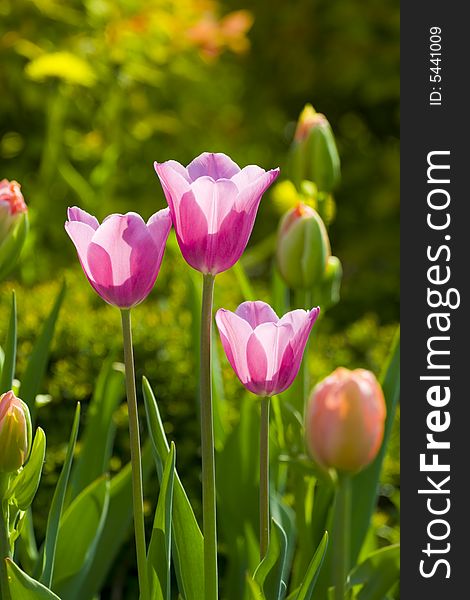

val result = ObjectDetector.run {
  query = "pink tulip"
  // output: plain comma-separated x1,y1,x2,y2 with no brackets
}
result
216,301,320,397
305,367,386,473
154,152,279,274
65,207,172,308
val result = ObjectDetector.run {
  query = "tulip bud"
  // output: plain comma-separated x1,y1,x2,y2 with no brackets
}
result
305,368,386,474
0,391,32,473
0,179,29,281
276,203,330,290
289,104,340,193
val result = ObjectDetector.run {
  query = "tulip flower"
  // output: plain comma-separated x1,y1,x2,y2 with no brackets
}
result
216,301,320,397
277,203,330,290
66,206,171,600
216,300,319,558
289,104,340,193
154,152,279,274
0,391,31,474
154,153,278,594
65,207,171,308
305,367,386,474
305,368,386,600
0,179,29,281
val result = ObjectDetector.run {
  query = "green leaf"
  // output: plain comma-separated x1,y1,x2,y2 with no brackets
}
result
232,262,255,301
347,544,399,600
350,330,400,563
5,559,61,600
76,442,154,600
7,427,46,510
253,519,288,600
271,495,296,595
52,476,110,599
143,377,204,600
0,291,17,393
40,403,80,587
20,281,66,420
148,442,175,600
295,531,329,600
68,357,124,502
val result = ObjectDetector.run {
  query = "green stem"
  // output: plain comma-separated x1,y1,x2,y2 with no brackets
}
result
0,515,11,600
259,396,271,559
333,473,351,600
200,274,218,600
0,476,11,600
120,309,149,600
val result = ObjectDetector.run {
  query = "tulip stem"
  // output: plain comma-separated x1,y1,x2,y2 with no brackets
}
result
200,274,218,600
0,479,11,600
333,472,351,600
120,309,149,600
260,396,271,559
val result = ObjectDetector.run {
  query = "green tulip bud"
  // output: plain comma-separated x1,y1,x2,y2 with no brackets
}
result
276,203,330,290
289,104,340,193
0,391,32,474
0,179,29,281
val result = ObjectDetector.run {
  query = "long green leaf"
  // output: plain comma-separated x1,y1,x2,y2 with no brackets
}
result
295,531,329,600
40,403,80,587
68,357,124,502
7,427,46,511
347,544,399,600
350,330,400,562
52,476,110,599
0,291,17,393
20,281,65,419
253,519,288,600
5,559,61,600
143,377,204,600
148,442,175,600
77,442,154,600
232,262,255,301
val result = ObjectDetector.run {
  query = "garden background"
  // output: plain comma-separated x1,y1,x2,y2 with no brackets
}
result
0,0,399,597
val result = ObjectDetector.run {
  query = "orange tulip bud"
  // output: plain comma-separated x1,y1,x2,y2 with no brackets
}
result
305,368,386,473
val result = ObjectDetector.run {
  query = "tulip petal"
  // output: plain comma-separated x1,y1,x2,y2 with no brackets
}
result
235,168,280,213
154,162,191,221
187,152,240,181
189,177,239,233
252,321,294,382
235,301,278,328
177,189,210,271
67,206,99,230
65,220,96,279
147,208,172,251
215,309,252,384
246,332,268,394
275,307,320,392
231,165,267,189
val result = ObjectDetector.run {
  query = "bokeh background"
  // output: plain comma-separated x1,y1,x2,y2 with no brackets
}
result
1,0,399,596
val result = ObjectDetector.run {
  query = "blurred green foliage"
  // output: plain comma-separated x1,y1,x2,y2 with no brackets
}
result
1,0,399,324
